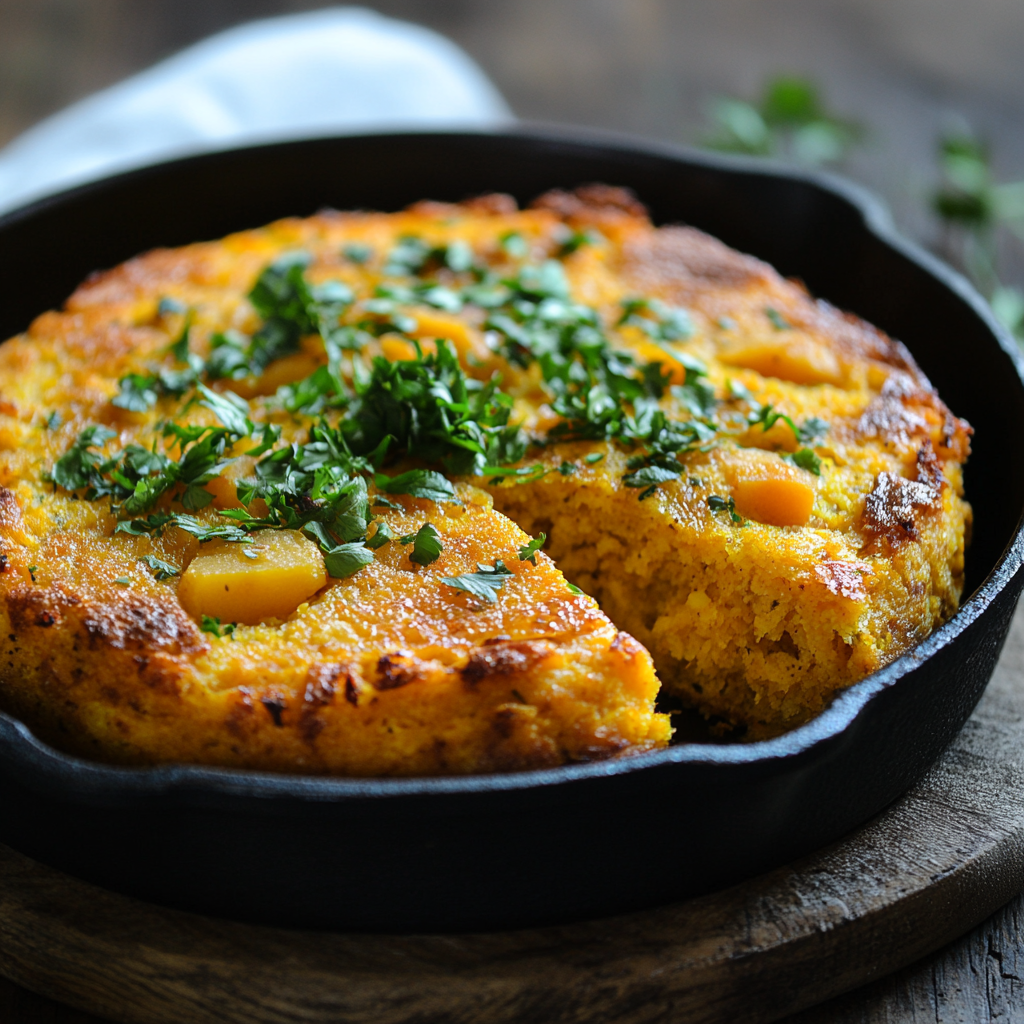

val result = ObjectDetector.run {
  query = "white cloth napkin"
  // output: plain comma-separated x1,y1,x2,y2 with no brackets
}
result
0,6,511,216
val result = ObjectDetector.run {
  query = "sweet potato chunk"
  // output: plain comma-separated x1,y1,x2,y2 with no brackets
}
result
179,530,326,624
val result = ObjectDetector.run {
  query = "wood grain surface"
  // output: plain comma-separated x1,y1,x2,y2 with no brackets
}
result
0,600,1022,1024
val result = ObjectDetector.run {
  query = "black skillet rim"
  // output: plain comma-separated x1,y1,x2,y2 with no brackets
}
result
0,124,1021,803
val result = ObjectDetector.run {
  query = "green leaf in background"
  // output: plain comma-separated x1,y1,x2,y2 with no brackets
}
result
703,75,861,166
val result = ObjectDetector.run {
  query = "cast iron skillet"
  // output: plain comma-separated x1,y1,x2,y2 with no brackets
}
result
0,128,1021,933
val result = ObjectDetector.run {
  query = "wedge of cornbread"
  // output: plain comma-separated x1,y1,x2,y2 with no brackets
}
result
0,185,969,773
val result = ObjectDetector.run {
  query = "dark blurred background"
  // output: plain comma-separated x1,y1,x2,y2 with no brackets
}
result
2,0,1024,327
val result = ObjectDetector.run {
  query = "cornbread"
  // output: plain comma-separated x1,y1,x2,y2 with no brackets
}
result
0,185,970,772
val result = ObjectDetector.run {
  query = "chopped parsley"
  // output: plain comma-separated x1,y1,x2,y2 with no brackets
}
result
401,523,443,566
345,340,525,477
342,243,373,265
708,494,744,524
137,554,180,580
618,296,695,342
441,560,513,604
749,403,829,448
157,296,187,317
200,615,235,638
45,411,61,430
115,513,252,543
499,231,528,259
50,425,117,491
113,577,132,586
377,469,456,503
765,307,791,331
784,447,823,475
366,520,393,549
798,417,830,444
556,228,599,257
584,452,604,464
518,532,546,564
383,236,476,278
320,541,375,579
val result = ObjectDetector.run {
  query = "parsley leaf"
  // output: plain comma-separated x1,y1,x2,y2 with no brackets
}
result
765,307,791,330
377,469,456,503
112,374,160,412
619,296,695,342
158,296,187,317
623,464,681,489
342,243,373,265
321,541,374,579
786,448,823,475
749,404,829,451
441,560,514,604
798,417,829,444
499,231,528,259
115,513,253,543
197,384,252,437
50,425,117,491
749,403,801,438
518,532,546,565
365,520,393,549
401,523,443,566
708,494,744,524
137,554,180,580
201,615,235,638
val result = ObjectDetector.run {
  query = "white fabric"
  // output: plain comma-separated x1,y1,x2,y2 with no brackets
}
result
0,7,511,216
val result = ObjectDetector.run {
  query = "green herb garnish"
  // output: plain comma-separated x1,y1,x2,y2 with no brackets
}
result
708,494,744,524
377,469,456,503
518,532,546,565
366,521,393,549
619,296,695,342
320,541,375,579
401,523,444,566
201,615,235,638
785,448,823,475
441,560,513,604
342,243,373,265
137,554,180,580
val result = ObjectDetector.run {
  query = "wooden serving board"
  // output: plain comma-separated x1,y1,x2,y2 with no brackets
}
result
1,601,1023,1024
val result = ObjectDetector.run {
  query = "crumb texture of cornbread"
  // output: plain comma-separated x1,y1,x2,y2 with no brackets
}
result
0,184,969,772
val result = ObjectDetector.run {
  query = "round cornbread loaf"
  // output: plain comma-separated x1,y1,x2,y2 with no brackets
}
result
0,186,969,772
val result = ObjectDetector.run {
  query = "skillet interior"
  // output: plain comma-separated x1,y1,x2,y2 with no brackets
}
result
0,128,1020,932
